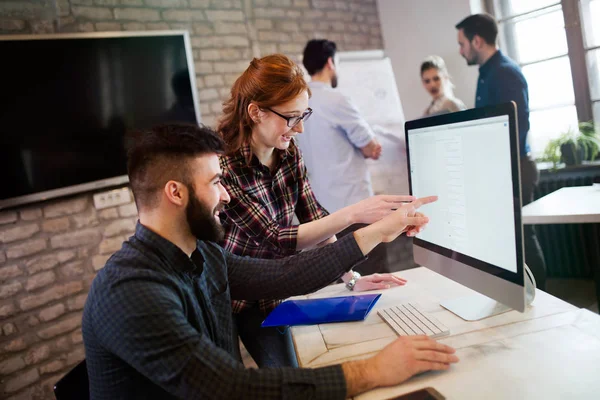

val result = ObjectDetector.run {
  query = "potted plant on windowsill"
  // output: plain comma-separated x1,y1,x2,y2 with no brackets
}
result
540,122,600,170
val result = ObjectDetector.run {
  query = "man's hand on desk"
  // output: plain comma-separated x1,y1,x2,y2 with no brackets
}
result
342,336,459,397
353,196,438,256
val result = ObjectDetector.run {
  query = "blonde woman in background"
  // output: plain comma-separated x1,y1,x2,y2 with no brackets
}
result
421,55,466,116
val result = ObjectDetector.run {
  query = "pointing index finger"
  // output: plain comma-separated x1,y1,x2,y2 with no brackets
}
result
411,196,438,208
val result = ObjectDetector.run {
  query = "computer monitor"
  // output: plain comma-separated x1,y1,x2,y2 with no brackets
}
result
405,102,526,321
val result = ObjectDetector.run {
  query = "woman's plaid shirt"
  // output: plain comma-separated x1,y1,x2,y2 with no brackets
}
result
219,144,329,315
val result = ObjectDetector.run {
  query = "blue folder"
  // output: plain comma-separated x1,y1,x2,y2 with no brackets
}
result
261,294,382,327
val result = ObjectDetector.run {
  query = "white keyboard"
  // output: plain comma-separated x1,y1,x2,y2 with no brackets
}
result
378,302,450,339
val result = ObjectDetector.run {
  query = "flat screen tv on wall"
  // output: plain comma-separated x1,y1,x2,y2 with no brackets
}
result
0,31,200,210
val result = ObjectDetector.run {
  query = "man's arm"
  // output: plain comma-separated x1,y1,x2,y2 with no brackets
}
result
90,274,348,400
226,196,437,301
361,138,382,159
226,233,365,300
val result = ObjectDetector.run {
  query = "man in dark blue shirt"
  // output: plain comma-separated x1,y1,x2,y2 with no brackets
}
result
82,124,457,399
456,14,547,290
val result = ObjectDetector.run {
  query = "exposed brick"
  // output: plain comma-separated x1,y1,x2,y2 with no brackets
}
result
205,10,243,21
194,61,213,74
95,22,122,31
103,219,136,238
20,208,42,221
224,73,241,86
253,8,285,18
123,22,145,30
0,355,26,376
37,314,82,339
286,10,302,18
0,282,23,299
98,208,119,220
4,367,40,393
6,238,47,259
25,271,56,292
42,217,70,233
190,0,210,6
293,0,310,7
0,264,23,281
204,74,225,87
55,336,70,352
3,322,16,337
0,303,16,319
44,197,88,218
118,203,138,217
0,223,39,244
254,19,272,30
199,88,219,101
25,344,51,365
27,315,40,327
72,6,113,20
50,228,100,249
39,303,66,322
0,251,5,263
258,31,290,42
19,281,84,311
67,294,88,311
99,236,124,254
210,0,240,7
115,8,160,21
71,329,83,344
0,19,26,31
190,35,249,48
72,208,99,228
66,346,86,365
146,22,170,30
162,9,205,21
26,254,59,275
3,337,27,352
213,21,246,34
145,0,188,6
278,42,304,54
57,250,77,264
212,60,250,73
60,261,85,277
40,360,66,375
91,254,111,271
0,210,18,225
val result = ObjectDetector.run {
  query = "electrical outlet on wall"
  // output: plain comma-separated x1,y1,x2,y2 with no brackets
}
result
93,187,131,210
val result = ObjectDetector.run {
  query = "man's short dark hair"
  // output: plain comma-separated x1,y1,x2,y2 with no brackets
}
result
126,124,224,210
302,39,337,76
455,13,498,45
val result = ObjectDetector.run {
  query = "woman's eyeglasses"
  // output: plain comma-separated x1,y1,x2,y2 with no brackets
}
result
266,108,313,128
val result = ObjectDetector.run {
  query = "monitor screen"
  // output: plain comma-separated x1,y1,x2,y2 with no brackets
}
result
0,32,199,209
407,115,518,274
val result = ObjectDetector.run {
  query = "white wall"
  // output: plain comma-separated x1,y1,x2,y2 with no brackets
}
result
377,0,482,121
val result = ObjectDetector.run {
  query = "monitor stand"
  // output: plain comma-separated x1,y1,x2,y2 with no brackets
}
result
440,264,537,321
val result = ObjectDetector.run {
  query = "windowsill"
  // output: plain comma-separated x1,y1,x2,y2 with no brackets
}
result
537,160,600,173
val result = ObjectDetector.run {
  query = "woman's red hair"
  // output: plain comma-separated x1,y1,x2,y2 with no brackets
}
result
217,54,310,156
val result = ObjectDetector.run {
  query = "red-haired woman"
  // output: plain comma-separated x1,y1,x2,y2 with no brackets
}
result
217,54,413,368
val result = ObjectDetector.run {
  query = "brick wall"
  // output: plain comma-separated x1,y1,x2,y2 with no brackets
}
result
0,1,384,398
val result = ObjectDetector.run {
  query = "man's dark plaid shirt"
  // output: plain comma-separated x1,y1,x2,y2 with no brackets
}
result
219,144,330,315
83,222,366,399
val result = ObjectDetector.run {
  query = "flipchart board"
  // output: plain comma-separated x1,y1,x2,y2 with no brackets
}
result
336,50,409,195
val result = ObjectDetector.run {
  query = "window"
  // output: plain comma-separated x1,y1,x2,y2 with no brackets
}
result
581,0,600,125
488,0,596,158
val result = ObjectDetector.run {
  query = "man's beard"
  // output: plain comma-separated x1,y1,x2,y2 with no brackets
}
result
331,72,338,88
185,187,225,242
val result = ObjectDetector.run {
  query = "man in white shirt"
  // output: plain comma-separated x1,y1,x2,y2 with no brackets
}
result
299,39,382,213
299,39,388,274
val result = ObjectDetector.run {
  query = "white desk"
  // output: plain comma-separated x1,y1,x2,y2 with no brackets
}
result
291,267,600,400
522,185,600,224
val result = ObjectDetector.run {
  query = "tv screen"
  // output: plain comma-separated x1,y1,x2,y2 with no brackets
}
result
0,31,200,209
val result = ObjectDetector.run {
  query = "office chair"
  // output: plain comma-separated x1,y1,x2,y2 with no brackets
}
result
53,359,89,400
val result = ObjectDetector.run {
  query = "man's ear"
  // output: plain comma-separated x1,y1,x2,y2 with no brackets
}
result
472,35,484,50
247,103,263,124
326,56,335,70
163,180,186,207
